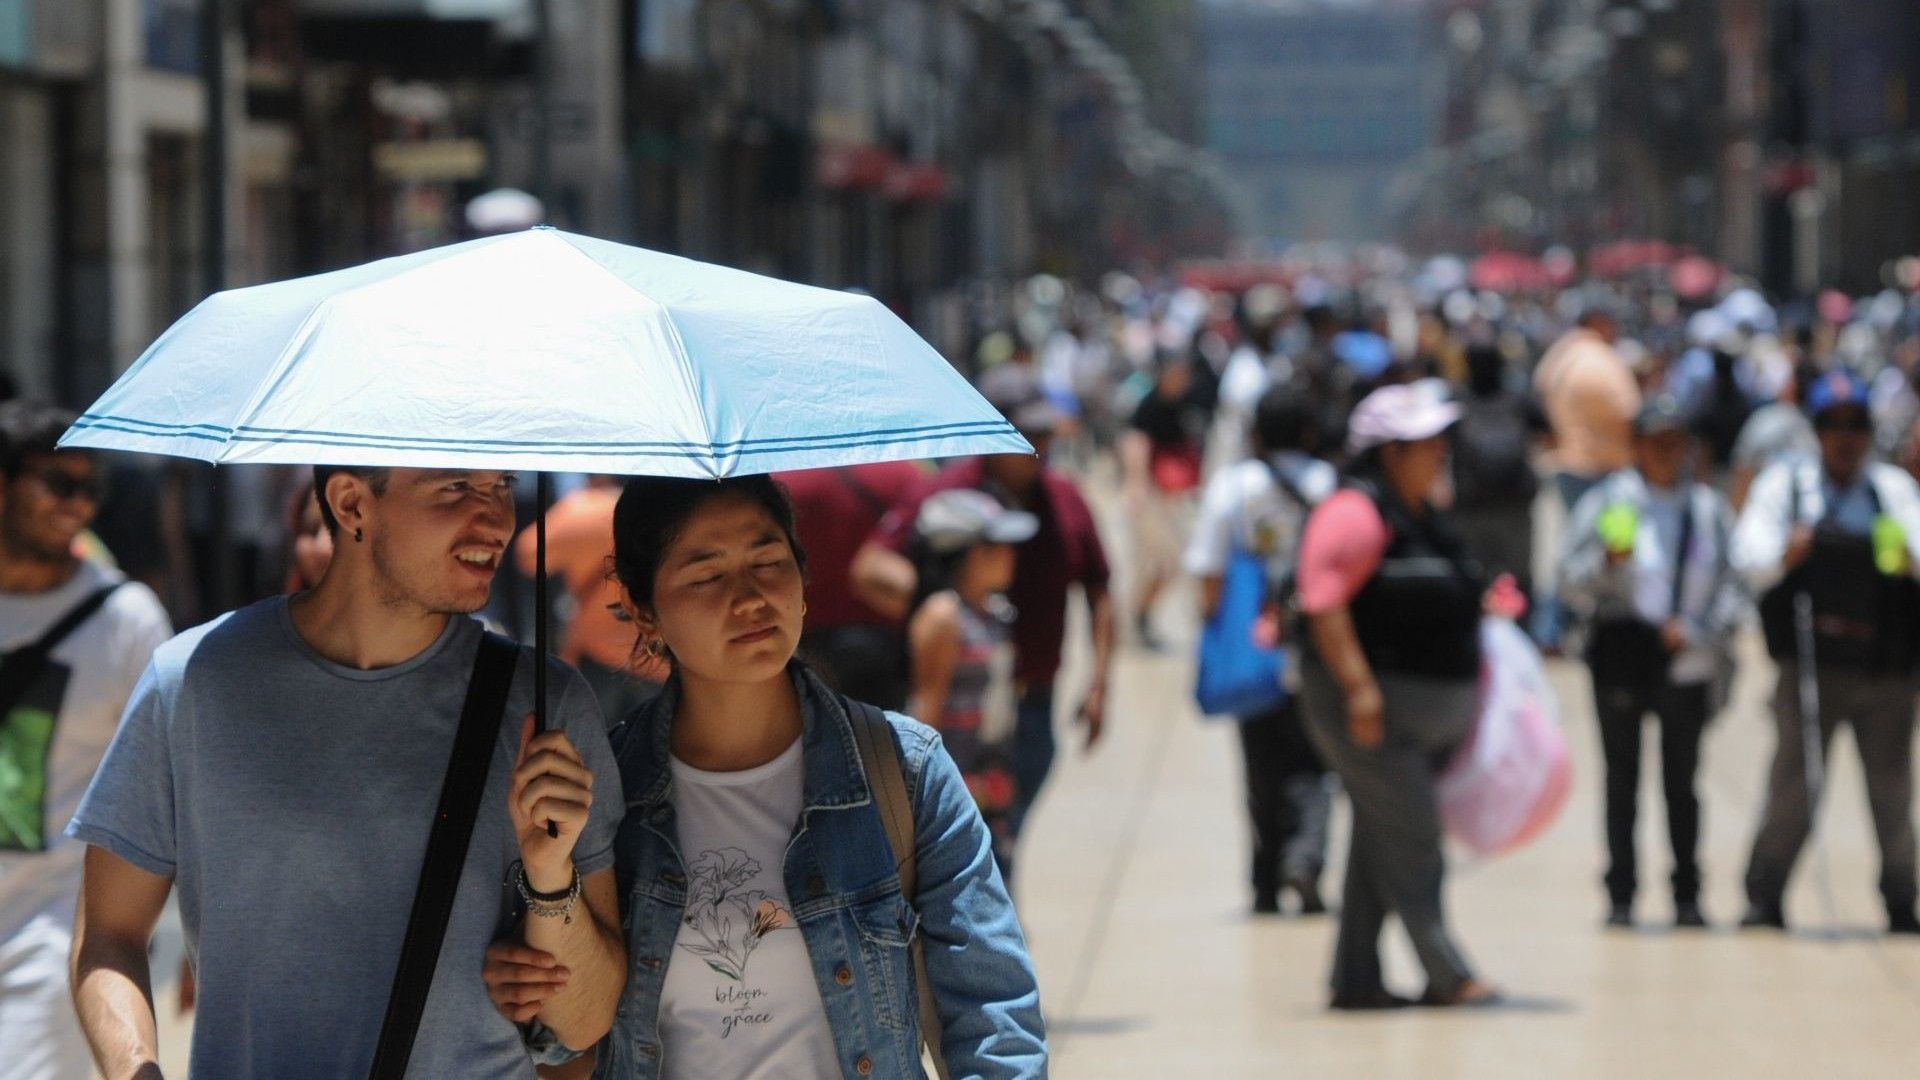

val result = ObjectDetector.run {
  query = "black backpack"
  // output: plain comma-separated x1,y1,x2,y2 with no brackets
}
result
1452,395,1539,509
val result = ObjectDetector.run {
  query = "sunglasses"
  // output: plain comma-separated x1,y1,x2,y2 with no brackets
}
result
30,468,106,502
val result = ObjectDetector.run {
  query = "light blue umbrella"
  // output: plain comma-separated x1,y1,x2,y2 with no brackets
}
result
59,227,1030,737
59,227,1028,473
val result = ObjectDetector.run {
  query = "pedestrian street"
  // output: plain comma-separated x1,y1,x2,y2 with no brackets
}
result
1021,592,1920,1079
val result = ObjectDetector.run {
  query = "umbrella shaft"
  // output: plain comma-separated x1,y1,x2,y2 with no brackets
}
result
534,472,550,734
535,472,556,839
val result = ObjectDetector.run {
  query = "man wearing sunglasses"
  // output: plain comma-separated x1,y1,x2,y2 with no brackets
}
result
1733,371,1920,935
0,402,171,1078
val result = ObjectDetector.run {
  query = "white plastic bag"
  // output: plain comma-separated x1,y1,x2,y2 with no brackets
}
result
1438,619,1572,856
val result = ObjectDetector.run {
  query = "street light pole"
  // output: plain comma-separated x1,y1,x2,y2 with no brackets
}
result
533,0,554,209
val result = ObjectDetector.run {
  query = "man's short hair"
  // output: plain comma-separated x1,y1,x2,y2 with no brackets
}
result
1253,384,1318,454
312,465,391,536
0,400,82,481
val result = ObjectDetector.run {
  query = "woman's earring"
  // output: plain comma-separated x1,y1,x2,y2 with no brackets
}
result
353,527,364,543
643,637,666,659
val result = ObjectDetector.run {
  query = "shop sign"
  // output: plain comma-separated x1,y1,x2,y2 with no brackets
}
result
373,138,488,181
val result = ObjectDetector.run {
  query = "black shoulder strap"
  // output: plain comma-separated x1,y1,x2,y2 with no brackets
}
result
0,583,123,719
845,696,949,1080
1670,487,1698,619
1263,457,1315,513
29,584,122,655
369,631,518,1080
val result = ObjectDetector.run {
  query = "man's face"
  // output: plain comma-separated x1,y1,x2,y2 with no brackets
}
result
982,434,1049,498
356,468,516,615
1815,406,1872,485
1,452,102,565
1635,429,1692,488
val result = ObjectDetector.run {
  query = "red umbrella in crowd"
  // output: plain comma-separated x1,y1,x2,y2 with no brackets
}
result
1588,239,1679,279
1176,260,1293,293
1469,250,1554,293
1668,255,1726,301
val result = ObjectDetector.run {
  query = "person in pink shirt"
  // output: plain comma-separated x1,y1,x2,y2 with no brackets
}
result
1294,381,1506,1011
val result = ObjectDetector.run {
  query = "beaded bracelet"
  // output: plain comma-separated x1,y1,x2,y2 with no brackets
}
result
514,863,580,925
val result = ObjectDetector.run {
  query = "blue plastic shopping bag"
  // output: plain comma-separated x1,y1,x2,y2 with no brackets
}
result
1194,546,1287,718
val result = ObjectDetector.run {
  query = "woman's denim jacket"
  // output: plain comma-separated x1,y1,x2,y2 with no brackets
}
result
576,665,1047,1078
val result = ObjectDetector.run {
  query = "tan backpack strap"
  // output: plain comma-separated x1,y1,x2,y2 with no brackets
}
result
846,697,950,1080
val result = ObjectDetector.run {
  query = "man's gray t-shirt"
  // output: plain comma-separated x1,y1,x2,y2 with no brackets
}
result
68,597,624,1077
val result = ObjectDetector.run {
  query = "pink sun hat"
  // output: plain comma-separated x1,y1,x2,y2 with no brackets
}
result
1346,378,1463,454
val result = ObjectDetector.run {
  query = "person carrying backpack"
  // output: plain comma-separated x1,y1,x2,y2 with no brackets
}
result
1183,385,1336,915
0,403,171,1078
488,474,1045,1078
1452,343,1546,599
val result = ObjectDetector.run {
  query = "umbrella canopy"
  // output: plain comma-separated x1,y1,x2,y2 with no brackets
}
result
1468,251,1553,293
1587,238,1678,279
1667,255,1725,301
59,227,1029,473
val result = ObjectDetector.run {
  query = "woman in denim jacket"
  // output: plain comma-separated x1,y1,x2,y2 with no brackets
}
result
488,473,1047,1079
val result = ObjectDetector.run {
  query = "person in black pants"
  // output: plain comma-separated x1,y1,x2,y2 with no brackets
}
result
1233,702,1334,913
1185,386,1337,914
1732,372,1920,934
1560,398,1747,929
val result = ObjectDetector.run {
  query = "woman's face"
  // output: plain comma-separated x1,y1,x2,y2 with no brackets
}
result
1382,435,1450,499
640,493,805,687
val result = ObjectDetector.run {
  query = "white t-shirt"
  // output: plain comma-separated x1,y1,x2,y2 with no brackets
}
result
1183,452,1338,578
0,560,171,944
662,739,839,1080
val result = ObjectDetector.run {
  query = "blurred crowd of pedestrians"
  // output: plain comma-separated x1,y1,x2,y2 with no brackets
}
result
16,245,1920,1069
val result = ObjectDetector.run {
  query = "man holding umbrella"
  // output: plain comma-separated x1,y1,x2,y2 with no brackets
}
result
49,226,1035,1072
1733,370,1920,934
66,465,628,1075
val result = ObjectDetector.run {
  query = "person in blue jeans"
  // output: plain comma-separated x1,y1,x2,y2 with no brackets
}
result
486,474,1046,1078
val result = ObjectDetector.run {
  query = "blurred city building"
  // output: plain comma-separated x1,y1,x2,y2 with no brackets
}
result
1198,0,1441,245
1416,0,1920,296
0,0,1237,408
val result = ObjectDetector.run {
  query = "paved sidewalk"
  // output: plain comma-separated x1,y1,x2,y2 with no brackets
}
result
1018,617,1920,1078
143,477,1920,1079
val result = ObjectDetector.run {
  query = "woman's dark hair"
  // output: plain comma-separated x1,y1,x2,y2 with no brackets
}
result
610,473,808,611
1465,343,1506,398
1345,445,1386,484
908,544,967,621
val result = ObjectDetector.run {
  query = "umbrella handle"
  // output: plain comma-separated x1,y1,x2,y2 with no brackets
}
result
535,472,557,839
